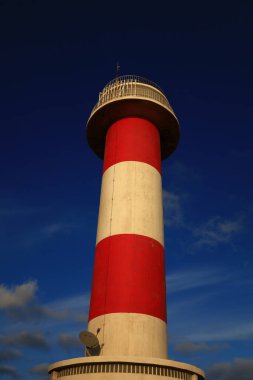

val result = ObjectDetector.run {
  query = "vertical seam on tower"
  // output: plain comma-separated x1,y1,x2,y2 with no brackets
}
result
160,175,165,246
109,164,116,237
133,161,136,234
102,130,117,354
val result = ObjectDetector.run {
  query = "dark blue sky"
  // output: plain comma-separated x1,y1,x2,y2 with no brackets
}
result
0,1,253,379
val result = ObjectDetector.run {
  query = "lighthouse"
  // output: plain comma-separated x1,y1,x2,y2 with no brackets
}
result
48,75,205,380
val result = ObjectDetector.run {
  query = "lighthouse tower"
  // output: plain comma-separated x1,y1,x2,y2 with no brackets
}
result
48,75,205,380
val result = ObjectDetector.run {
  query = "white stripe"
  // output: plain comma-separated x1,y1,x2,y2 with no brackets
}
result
88,313,168,358
96,161,164,245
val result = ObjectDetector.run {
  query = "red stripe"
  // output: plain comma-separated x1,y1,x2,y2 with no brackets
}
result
103,117,161,173
89,234,167,322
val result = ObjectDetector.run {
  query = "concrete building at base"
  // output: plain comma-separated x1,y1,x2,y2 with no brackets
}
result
48,75,205,380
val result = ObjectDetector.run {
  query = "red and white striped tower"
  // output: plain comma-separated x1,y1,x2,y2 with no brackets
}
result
86,76,179,358
48,75,205,380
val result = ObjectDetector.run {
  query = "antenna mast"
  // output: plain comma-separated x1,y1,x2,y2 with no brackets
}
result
116,62,120,78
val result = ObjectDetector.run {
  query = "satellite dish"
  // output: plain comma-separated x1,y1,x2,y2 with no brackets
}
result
79,331,101,356
79,331,99,347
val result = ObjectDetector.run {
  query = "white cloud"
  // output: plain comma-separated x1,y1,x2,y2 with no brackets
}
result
0,349,22,361
0,281,89,325
169,160,200,186
188,322,253,342
163,190,183,227
166,267,229,293
163,190,243,251
58,334,80,350
0,364,18,379
208,358,253,380
47,293,90,311
39,293,89,323
169,296,253,346
40,223,66,238
17,219,80,248
0,331,49,349
30,363,49,375
22,223,71,246
0,281,37,309
167,266,253,346
192,216,243,248
174,341,228,355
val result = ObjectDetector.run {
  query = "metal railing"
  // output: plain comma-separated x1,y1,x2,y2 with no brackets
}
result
105,75,166,94
90,75,172,115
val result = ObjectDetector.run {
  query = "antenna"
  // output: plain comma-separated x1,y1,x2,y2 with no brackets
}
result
116,62,120,78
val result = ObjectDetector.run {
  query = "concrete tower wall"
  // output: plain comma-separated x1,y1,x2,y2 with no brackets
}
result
88,117,167,358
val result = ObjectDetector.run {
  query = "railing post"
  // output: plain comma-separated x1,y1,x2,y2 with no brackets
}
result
50,370,57,379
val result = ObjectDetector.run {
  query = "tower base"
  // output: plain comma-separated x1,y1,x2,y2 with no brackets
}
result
48,356,205,379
